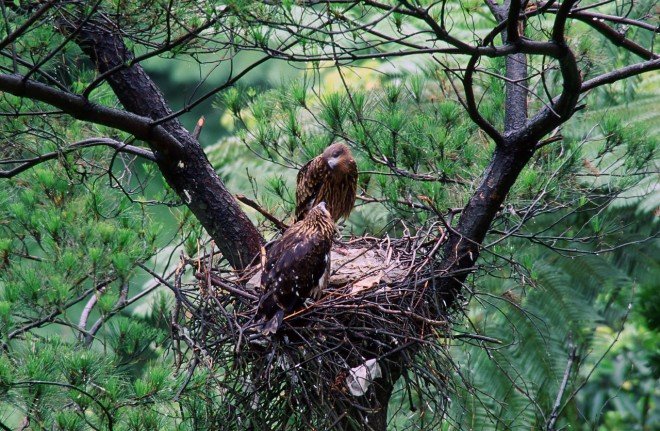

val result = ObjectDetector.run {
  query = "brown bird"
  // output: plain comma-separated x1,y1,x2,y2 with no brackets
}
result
296,143,358,222
255,202,335,335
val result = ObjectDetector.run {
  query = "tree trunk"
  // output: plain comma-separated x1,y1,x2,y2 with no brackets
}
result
70,20,263,269
436,0,533,310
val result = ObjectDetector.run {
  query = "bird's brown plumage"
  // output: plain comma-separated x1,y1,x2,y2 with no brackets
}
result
296,143,358,222
255,202,336,335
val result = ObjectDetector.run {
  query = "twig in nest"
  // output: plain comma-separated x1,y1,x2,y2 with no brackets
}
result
417,195,458,235
173,357,199,402
236,194,289,231
194,271,259,301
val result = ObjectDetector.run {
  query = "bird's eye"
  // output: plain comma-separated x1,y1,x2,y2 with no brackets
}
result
332,150,341,157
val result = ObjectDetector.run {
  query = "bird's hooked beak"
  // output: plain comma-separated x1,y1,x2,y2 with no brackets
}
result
316,201,331,218
324,145,346,170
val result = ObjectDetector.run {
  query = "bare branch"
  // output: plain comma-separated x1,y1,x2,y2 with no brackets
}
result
581,58,660,92
569,12,659,60
235,194,290,232
0,137,155,178
192,116,205,141
0,73,179,150
546,334,577,431
0,0,58,53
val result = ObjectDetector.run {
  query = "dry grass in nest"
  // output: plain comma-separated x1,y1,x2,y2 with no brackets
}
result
170,229,460,429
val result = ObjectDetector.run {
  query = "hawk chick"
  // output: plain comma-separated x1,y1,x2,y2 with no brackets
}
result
296,143,358,222
255,202,335,335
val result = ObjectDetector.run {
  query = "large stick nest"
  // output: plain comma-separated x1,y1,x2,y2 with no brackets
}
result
171,227,462,429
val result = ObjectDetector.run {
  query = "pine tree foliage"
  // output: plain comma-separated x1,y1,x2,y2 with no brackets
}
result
1,0,659,429
0,151,187,429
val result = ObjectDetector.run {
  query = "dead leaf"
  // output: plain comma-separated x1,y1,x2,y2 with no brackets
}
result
350,271,384,294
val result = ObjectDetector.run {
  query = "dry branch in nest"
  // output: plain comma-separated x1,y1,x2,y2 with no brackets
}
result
171,226,464,430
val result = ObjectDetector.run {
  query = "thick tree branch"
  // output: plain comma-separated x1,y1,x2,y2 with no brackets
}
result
506,0,523,44
0,66,262,269
462,54,505,145
67,19,264,269
0,73,172,143
502,0,529,133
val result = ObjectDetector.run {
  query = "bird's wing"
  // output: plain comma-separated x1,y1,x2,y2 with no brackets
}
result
295,157,329,221
260,228,331,314
337,158,359,220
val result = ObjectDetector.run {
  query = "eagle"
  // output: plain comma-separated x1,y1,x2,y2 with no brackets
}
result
255,202,336,335
296,143,358,222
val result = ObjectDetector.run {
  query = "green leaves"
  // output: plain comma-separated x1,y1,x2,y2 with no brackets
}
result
320,92,349,133
0,138,178,425
133,365,169,398
222,87,244,117
0,356,13,396
60,351,105,387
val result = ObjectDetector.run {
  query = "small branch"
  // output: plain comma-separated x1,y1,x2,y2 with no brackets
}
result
85,273,165,345
357,194,431,211
461,52,505,145
567,8,660,33
452,333,502,344
85,282,130,346
0,138,155,178
535,134,563,149
417,195,459,236
78,284,109,336
570,12,659,60
546,334,577,431
192,116,205,141
2,286,98,351
581,57,660,92
173,357,199,402
236,194,289,231
194,272,258,301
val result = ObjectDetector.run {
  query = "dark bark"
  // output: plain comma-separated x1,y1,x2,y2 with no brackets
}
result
435,143,536,309
69,20,263,269
368,363,402,430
